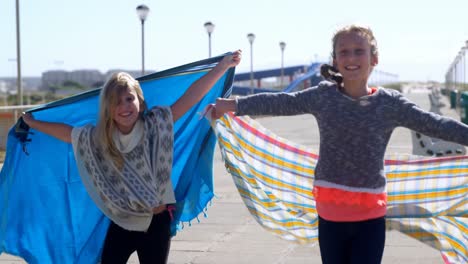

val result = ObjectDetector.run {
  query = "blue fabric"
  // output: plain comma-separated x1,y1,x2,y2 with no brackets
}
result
0,55,235,264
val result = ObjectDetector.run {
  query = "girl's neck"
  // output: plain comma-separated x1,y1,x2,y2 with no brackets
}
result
341,80,370,99
116,121,138,135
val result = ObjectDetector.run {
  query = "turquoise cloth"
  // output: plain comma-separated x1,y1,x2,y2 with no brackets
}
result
0,55,235,264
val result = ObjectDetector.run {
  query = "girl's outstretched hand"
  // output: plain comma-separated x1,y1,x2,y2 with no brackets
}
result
21,112,35,127
210,98,237,120
219,50,242,69
19,111,73,143
171,49,241,122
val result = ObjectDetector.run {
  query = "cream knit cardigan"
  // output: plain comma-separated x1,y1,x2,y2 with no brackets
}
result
71,106,176,231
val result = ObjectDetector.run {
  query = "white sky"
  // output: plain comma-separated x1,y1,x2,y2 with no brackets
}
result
1,0,467,82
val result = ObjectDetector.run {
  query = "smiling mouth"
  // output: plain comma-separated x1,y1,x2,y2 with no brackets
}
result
119,112,133,117
345,66,360,71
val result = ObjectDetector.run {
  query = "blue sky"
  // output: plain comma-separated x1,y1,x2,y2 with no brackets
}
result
1,0,467,82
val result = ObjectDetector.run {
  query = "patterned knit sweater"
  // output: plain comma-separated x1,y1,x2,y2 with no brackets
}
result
236,81,468,193
71,106,176,231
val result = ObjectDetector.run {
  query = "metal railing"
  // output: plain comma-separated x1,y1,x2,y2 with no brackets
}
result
0,104,40,118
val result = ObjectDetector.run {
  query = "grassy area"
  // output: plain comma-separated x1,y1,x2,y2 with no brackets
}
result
0,150,5,163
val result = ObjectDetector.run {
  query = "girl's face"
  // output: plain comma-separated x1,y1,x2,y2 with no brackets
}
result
333,32,378,83
112,88,141,134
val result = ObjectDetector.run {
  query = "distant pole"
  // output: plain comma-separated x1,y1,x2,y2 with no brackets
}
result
16,0,23,105
279,41,286,87
204,21,215,58
450,62,456,91
136,4,150,76
464,41,467,91
456,58,459,91
247,33,255,94
461,48,464,91
456,54,461,108
455,56,458,92
458,51,462,90
451,63,455,90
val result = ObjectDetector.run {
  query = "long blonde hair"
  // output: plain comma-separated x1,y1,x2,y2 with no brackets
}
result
94,72,147,169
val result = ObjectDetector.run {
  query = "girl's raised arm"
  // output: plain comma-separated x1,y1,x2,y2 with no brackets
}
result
21,112,73,143
170,50,241,122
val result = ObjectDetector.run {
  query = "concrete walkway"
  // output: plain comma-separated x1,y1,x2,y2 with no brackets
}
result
1,87,463,263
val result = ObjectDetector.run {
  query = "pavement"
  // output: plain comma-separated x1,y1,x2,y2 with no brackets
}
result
0,87,464,263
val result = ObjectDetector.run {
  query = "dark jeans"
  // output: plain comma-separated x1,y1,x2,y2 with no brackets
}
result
318,216,386,264
101,210,171,264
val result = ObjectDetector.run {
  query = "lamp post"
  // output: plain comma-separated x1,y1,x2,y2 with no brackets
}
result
452,61,457,91
460,46,466,91
455,55,459,92
204,21,215,58
458,57,460,90
279,41,286,87
458,52,462,91
247,33,255,94
136,4,149,76
15,0,22,105
462,40,468,91
452,62,456,91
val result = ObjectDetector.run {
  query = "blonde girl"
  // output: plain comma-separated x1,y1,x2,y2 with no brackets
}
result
22,50,241,264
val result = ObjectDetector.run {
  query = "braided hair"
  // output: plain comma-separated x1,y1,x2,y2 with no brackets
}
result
320,64,343,88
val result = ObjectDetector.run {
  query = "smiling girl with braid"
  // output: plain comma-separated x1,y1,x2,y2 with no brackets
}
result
210,25,468,264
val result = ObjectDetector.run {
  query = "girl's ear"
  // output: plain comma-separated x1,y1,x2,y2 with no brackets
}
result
371,55,379,67
140,100,146,112
332,59,337,68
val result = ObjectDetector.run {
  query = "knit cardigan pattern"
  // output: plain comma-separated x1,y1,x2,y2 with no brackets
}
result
71,106,176,231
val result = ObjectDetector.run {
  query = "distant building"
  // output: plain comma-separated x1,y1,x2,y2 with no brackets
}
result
41,69,154,91
41,70,70,90
0,77,41,92
42,70,104,91
0,81,7,93
69,70,103,88
23,77,42,91
104,70,153,81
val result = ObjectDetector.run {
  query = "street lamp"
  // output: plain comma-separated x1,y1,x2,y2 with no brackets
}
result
455,54,461,109
458,52,463,91
136,4,150,76
247,33,255,94
204,21,215,58
455,60,458,91
455,63,457,90
15,0,22,105
465,40,468,91
454,55,458,92
279,41,286,87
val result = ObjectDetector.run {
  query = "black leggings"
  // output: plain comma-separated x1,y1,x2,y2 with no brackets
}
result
100,210,172,264
318,216,386,264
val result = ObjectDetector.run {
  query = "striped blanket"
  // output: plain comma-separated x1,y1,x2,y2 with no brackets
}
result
213,113,467,264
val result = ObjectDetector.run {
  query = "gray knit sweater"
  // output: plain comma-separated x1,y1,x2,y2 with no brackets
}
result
236,81,468,193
